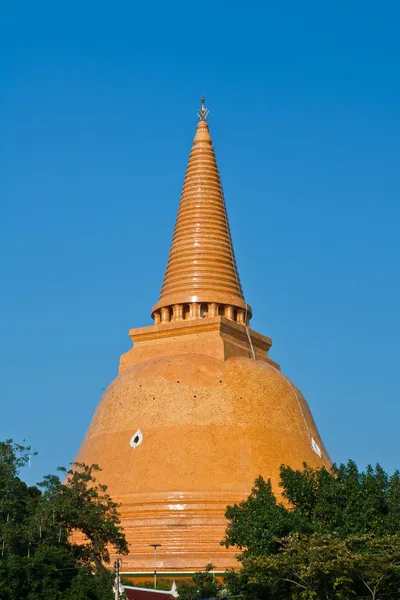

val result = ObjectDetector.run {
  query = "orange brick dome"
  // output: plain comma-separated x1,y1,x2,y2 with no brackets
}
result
75,353,328,572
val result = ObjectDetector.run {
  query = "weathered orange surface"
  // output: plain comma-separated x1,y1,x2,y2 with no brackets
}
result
74,100,329,573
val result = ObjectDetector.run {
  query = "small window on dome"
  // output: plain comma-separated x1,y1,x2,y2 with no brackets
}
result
311,437,322,458
130,429,143,449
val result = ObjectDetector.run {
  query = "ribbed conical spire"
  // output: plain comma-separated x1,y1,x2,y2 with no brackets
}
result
152,99,251,323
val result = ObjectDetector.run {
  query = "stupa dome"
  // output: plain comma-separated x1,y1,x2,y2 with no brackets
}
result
73,97,329,574
76,352,328,571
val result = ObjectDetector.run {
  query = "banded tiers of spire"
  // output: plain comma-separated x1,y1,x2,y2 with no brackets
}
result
152,98,252,325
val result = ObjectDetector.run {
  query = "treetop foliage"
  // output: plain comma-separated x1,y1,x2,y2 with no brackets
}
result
0,439,128,600
223,461,400,599
223,461,400,559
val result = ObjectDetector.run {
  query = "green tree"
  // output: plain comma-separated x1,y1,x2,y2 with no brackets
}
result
223,476,299,559
0,439,128,600
177,564,222,600
223,461,400,599
241,533,400,599
137,578,177,591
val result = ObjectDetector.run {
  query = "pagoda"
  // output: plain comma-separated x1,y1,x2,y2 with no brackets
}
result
74,98,329,575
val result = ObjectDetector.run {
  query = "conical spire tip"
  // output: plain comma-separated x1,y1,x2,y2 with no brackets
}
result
198,95,209,122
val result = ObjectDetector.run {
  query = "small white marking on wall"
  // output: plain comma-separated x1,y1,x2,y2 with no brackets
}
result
130,429,143,449
168,504,187,511
311,437,322,458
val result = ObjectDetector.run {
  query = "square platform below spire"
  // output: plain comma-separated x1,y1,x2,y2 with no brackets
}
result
119,316,279,374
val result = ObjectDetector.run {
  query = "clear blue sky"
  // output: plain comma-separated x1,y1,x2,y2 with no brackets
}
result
1,1,399,486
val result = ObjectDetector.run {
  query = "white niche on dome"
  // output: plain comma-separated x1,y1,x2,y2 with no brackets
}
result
311,437,322,458
130,429,143,449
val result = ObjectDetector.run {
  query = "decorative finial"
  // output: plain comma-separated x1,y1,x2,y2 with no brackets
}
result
198,95,209,122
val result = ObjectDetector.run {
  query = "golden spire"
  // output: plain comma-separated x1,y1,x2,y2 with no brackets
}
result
152,99,251,323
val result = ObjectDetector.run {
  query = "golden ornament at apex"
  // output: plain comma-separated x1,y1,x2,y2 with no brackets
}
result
74,98,330,573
